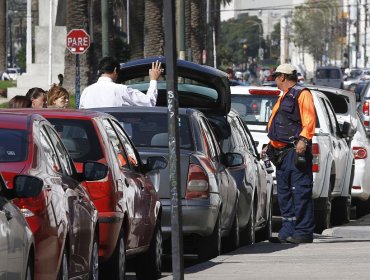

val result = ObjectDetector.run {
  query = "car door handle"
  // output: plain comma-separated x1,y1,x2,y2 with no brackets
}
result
124,178,130,187
338,142,341,150
332,141,336,149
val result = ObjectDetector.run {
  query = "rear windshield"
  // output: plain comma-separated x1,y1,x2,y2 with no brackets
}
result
231,94,279,125
108,112,193,149
316,68,341,79
0,129,28,162
47,118,104,162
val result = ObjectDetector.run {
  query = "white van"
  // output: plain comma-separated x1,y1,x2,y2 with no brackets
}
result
314,66,344,89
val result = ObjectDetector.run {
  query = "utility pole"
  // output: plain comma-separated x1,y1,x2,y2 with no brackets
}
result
364,0,368,67
356,0,360,68
26,0,32,69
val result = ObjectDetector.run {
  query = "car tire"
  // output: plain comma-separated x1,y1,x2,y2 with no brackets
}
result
25,254,34,280
222,211,240,253
356,198,370,218
240,200,255,245
89,234,99,280
257,193,273,241
135,223,163,280
102,228,126,280
58,246,69,280
198,215,221,261
315,179,333,233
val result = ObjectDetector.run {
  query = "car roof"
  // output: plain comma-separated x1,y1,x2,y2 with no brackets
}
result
93,106,199,115
0,111,45,130
2,108,113,120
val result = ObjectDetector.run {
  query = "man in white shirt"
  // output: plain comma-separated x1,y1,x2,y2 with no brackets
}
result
79,57,162,109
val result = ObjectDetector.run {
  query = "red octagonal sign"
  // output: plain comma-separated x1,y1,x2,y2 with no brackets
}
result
66,29,90,55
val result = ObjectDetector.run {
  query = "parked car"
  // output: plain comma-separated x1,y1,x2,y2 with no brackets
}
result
99,106,241,260
351,113,370,218
0,111,102,280
313,66,344,89
230,85,356,232
343,68,364,91
357,80,370,136
206,109,274,244
354,81,369,108
0,173,37,280
28,108,166,280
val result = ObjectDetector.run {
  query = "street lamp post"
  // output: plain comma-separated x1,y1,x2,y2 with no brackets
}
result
244,20,263,62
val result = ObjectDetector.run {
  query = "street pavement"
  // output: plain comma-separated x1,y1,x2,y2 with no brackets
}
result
159,214,370,280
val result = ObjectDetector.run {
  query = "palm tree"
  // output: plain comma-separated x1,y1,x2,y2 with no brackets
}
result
144,0,164,57
189,0,204,64
0,0,6,73
129,0,144,59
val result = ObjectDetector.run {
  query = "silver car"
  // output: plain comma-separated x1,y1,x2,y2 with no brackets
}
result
357,81,370,135
0,173,39,280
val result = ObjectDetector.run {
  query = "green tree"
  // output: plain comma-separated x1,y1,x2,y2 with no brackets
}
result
218,14,264,68
292,0,339,65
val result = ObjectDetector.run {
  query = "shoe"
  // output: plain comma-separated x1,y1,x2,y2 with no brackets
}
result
286,236,313,244
269,236,289,243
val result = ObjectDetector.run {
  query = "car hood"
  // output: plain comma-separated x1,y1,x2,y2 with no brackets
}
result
118,57,231,115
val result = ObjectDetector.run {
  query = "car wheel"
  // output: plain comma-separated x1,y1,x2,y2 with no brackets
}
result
89,234,99,280
102,228,126,280
356,198,370,218
315,179,333,233
257,193,273,241
135,223,163,280
58,247,69,280
222,211,239,253
198,215,221,261
241,200,255,245
25,254,34,280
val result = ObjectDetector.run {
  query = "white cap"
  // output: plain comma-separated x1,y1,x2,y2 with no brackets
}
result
274,64,297,75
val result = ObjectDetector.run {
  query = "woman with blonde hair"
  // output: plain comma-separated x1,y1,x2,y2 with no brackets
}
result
47,84,70,108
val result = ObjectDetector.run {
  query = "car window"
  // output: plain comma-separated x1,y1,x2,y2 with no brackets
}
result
231,94,278,125
110,119,140,169
235,116,258,157
48,118,104,162
199,117,219,161
329,69,340,79
0,129,28,162
323,99,338,134
44,125,75,176
40,126,62,173
111,112,193,150
102,119,130,170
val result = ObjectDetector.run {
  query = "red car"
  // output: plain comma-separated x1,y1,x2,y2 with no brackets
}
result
28,109,166,280
0,111,105,280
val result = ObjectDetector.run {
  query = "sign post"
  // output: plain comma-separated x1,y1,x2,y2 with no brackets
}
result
66,29,90,108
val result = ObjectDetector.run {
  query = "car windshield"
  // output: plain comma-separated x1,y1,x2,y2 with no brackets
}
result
231,95,279,125
109,112,193,149
47,118,104,162
0,129,28,162
349,69,362,78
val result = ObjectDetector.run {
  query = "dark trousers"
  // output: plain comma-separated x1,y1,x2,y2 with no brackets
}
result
276,149,315,239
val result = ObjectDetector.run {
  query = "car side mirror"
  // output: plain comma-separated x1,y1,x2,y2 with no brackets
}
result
224,152,243,167
83,161,108,181
13,175,43,198
144,156,168,173
341,121,355,138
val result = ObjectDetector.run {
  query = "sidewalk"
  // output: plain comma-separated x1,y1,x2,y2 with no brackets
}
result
161,214,370,279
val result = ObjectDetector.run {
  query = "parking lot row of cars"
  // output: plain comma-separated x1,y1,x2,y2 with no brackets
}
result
2,57,370,280
0,58,275,279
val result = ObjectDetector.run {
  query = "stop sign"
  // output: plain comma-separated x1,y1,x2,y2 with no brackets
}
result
66,29,90,54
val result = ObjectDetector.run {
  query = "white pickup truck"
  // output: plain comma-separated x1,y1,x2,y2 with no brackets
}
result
231,85,356,233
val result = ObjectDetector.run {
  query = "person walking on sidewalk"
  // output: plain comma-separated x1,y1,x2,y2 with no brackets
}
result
263,64,316,244
79,56,162,109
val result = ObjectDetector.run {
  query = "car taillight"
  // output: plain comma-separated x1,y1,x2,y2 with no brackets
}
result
249,89,281,95
13,190,46,217
352,146,368,159
312,143,320,173
363,101,369,116
185,164,209,199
